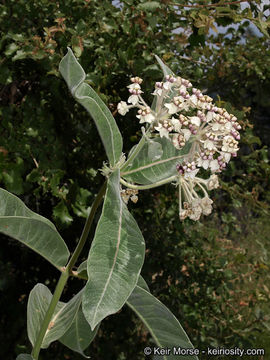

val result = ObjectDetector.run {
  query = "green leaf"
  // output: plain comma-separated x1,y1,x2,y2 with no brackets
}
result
121,137,192,185
0,188,69,268
137,276,150,292
77,260,88,279
53,200,73,225
151,55,175,111
60,307,99,357
16,355,34,360
27,284,83,349
27,284,60,347
42,289,83,348
154,55,174,77
138,1,161,12
127,286,198,360
59,48,123,167
82,169,145,329
148,140,163,161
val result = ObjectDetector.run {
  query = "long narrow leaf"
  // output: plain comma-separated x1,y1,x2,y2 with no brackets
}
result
60,307,99,357
59,48,123,167
127,286,198,360
82,169,145,329
0,188,69,268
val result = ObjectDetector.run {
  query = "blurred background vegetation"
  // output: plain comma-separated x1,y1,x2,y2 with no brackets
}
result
0,0,269,359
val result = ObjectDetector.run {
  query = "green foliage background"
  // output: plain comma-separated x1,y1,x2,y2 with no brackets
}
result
0,0,269,359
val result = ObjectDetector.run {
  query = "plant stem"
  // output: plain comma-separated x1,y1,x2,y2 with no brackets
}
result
31,181,107,359
120,128,151,172
66,181,107,272
120,175,178,190
31,270,69,359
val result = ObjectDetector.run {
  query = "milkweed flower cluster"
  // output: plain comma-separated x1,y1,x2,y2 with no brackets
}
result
117,73,241,221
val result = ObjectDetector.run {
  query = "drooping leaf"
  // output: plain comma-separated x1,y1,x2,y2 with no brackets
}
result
27,284,61,347
42,289,83,348
60,306,99,357
121,137,192,185
82,169,145,329
16,355,34,360
27,283,83,349
126,286,198,360
137,276,150,292
0,188,69,268
59,48,123,166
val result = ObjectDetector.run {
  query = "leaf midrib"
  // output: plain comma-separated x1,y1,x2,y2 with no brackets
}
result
92,196,123,325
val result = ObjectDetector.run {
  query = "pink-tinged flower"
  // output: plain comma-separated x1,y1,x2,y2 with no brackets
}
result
188,116,201,127
172,133,186,149
136,107,155,124
164,102,179,115
131,76,143,84
155,120,174,138
222,135,239,153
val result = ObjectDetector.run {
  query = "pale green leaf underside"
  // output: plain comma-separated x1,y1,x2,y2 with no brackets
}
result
27,284,83,349
155,55,174,77
42,289,83,348
82,169,145,329
60,307,99,357
126,286,198,360
16,355,34,360
136,276,150,292
59,48,123,167
77,259,88,279
27,284,61,347
121,138,191,185
77,260,147,290
0,188,69,268
151,55,175,111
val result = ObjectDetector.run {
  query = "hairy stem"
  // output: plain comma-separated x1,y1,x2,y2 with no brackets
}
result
120,175,177,190
66,181,107,272
120,128,151,172
31,182,107,359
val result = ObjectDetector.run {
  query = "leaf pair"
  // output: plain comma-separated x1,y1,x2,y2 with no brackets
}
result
27,283,96,357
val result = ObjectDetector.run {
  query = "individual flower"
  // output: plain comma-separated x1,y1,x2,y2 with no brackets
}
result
155,120,174,138
136,107,155,124
207,174,219,190
117,101,129,116
120,188,139,204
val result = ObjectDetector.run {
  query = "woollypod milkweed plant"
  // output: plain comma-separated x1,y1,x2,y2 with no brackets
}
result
1,48,240,360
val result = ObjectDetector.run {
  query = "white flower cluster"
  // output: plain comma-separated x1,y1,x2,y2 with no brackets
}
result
117,73,241,221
